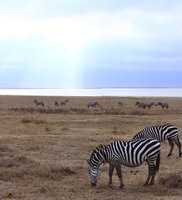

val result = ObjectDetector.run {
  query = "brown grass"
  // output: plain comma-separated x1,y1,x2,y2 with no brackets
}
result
159,172,182,188
21,117,49,124
0,95,182,199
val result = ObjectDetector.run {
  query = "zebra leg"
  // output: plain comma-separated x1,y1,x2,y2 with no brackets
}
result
167,138,174,157
115,163,124,189
144,159,156,186
109,164,114,184
150,169,156,185
174,137,182,157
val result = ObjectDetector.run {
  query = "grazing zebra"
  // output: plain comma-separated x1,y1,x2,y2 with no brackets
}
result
55,101,59,106
135,102,145,108
61,100,67,106
118,101,123,106
133,124,182,157
143,102,155,109
88,102,99,108
61,99,69,106
65,98,69,103
135,102,154,109
34,99,44,107
87,138,161,188
157,102,168,109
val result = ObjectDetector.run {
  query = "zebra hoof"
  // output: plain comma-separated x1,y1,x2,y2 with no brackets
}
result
119,185,124,189
167,154,172,157
144,183,149,187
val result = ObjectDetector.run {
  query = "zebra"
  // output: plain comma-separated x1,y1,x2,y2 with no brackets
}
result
135,102,154,109
157,102,168,109
118,101,123,106
143,102,155,109
133,124,182,157
87,138,161,188
55,101,59,106
135,101,144,108
61,100,67,106
61,99,69,106
88,102,99,108
135,102,145,109
65,98,69,103
34,99,44,107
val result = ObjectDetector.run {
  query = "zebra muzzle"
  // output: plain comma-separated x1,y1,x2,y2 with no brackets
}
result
91,183,96,187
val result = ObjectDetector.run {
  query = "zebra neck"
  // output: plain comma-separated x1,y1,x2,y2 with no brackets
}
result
92,147,107,167
98,147,108,165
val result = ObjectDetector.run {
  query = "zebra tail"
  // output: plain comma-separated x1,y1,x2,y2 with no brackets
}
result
156,152,161,172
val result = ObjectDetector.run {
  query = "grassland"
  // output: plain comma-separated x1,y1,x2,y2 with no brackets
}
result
0,95,182,200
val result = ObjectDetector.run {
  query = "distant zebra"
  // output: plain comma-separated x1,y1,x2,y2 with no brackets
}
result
88,102,99,108
135,102,154,109
135,102,145,108
87,138,161,188
61,100,67,106
61,99,69,106
65,98,69,103
118,101,123,106
133,124,182,157
55,101,59,106
61,101,66,106
157,102,168,109
34,99,44,107
143,102,155,109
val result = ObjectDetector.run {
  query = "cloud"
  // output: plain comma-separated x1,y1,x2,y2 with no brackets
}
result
0,1,182,88
1,1,182,45
0,12,136,52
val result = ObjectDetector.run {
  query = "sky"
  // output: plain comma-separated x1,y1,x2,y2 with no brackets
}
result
0,0,182,89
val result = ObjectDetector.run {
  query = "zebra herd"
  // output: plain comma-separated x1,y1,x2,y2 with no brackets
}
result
33,99,100,108
34,99,168,110
87,124,181,189
33,99,69,107
135,102,168,109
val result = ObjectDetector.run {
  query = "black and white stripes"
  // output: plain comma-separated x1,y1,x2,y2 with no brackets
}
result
133,124,182,157
34,99,44,107
87,138,161,188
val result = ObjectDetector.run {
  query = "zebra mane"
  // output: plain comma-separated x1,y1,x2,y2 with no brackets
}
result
91,144,106,155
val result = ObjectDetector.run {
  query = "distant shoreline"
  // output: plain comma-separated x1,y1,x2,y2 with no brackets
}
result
0,88,182,97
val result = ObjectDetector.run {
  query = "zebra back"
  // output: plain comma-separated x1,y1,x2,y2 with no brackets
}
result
133,124,178,142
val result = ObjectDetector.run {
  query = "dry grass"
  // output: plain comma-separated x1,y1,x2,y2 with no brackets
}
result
0,95,182,199
159,172,182,188
21,117,49,124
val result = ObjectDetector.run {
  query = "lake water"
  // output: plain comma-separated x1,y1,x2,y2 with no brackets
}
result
0,88,182,97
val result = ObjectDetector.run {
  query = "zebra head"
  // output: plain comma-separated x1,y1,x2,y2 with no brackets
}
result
87,159,100,186
95,102,99,106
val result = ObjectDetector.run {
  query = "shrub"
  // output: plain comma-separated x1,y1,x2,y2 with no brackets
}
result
21,118,48,124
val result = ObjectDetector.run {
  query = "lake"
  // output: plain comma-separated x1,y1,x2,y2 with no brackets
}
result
0,88,182,97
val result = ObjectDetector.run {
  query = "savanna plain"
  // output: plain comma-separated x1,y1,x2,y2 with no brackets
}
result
0,95,182,200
